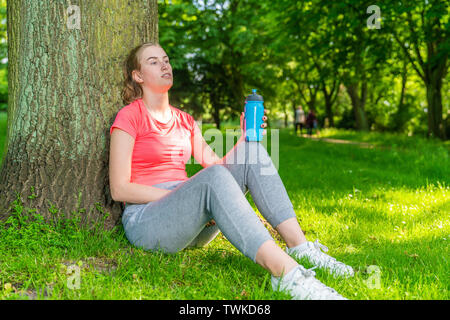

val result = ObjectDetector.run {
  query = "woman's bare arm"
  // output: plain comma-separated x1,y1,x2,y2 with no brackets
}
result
109,128,171,203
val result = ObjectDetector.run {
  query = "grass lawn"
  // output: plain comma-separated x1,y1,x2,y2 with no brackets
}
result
0,113,448,300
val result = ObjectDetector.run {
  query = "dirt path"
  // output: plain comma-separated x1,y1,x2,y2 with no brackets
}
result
298,134,375,149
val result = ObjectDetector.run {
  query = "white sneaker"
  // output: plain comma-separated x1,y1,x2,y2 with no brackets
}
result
287,240,354,278
272,265,347,300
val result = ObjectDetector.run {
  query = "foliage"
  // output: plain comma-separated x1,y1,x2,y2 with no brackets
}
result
158,0,449,138
159,0,279,128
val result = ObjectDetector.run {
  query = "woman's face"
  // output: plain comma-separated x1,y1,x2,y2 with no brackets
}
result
133,45,173,94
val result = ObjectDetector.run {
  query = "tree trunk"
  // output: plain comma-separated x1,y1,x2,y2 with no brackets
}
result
392,60,409,131
424,41,447,140
0,0,158,228
319,80,338,128
426,73,445,139
324,96,334,127
346,82,369,131
291,100,296,130
422,15,447,140
212,103,221,130
306,89,318,112
281,101,288,128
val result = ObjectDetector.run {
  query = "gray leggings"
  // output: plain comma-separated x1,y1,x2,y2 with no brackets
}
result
122,140,296,262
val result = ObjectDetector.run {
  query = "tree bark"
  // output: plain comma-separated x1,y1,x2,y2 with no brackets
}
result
1,0,158,228
346,82,369,131
321,79,339,128
421,12,448,139
426,72,445,139
324,97,334,127
392,59,409,131
211,91,221,130
291,99,296,130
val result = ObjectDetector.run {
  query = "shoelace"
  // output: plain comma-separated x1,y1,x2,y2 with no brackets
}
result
311,240,354,276
290,265,317,284
313,239,329,252
291,266,340,299
289,240,352,276
303,265,318,277
312,239,338,264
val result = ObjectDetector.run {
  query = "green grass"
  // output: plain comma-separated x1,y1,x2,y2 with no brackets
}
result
0,114,448,300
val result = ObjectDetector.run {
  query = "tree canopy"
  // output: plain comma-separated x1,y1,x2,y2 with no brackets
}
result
158,0,449,139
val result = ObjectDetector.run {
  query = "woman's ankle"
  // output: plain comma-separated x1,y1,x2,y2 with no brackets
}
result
275,218,307,248
255,240,299,277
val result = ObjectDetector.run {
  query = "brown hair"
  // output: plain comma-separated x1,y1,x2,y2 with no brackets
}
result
121,42,161,105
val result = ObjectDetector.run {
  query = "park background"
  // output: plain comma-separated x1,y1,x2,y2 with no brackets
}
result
0,0,448,300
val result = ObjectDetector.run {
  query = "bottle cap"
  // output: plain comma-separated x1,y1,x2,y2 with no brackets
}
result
245,89,263,102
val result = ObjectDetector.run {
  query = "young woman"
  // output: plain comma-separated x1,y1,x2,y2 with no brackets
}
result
109,42,354,300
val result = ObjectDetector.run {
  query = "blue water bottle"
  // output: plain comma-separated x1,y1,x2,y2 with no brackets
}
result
244,89,265,142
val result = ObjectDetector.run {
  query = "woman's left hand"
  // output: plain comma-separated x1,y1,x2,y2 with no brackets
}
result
239,110,268,142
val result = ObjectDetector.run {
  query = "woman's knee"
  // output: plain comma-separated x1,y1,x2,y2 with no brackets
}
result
205,164,234,180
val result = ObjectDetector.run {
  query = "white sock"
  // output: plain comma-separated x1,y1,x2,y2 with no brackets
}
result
288,241,309,252
278,265,298,283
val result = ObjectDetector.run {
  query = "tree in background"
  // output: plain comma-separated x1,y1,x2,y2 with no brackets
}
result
159,0,279,129
268,1,340,128
158,0,449,139
385,0,449,139
0,0,158,227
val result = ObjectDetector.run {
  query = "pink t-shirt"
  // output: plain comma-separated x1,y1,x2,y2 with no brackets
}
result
109,98,201,190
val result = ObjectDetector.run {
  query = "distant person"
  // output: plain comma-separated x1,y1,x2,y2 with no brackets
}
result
306,109,317,136
294,105,306,135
